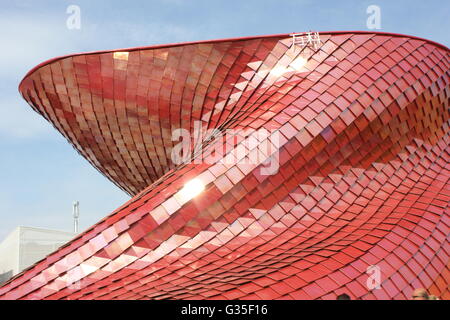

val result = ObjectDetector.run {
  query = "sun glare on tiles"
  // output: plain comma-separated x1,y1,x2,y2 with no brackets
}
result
270,65,288,77
113,51,129,60
290,56,307,70
270,57,308,77
179,178,205,202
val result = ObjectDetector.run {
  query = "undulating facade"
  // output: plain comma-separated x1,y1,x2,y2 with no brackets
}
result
0,31,449,300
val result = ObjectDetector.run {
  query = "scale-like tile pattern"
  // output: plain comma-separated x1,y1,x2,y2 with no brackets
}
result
1,31,449,300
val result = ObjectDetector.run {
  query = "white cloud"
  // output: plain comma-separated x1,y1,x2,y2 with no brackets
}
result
0,96,56,139
102,21,200,47
0,14,79,79
0,12,85,139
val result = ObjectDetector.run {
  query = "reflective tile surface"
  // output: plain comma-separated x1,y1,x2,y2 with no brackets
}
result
1,31,449,300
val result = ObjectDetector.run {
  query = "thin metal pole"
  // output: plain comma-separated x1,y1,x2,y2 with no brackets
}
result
73,201,79,233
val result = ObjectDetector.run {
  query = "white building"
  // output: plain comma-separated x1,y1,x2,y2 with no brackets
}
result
0,226,76,284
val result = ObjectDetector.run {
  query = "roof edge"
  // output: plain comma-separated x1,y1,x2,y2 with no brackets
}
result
18,30,450,91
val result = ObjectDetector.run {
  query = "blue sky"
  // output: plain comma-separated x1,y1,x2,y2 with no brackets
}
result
0,0,449,240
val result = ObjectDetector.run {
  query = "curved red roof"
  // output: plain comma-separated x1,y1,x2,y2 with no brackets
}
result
2,31,449,300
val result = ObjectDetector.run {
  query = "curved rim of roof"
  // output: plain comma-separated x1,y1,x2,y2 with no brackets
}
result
19,30,449,90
